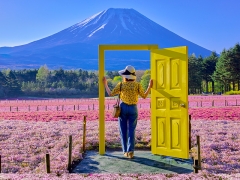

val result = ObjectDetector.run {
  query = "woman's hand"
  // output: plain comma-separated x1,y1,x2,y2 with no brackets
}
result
102,76,107,85
148,79,153,88
102,76,111,96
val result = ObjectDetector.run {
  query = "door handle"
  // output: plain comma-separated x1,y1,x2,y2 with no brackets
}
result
180,103,185,108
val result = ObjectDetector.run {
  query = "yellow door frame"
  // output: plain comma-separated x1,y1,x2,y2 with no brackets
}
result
98,44,159,155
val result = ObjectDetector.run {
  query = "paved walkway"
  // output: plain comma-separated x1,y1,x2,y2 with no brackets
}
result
72,150,193,174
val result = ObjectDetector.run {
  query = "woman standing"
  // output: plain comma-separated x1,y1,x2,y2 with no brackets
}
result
103,65,153,159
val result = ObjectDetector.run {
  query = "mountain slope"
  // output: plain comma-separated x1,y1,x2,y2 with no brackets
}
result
0,8,213,70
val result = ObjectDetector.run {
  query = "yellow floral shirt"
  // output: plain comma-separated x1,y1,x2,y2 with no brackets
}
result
110,82,145,105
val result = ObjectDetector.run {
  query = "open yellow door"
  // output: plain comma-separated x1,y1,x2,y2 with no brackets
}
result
151,46,189,159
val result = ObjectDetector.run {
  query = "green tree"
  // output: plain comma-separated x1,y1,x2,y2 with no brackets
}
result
106,71,118,79
15,69,38,83
212,49,232,92
0,71,8,97
113,76,122,82
64,70,78,88
5,70,22,96
112,76,122,87
140,70,151,91
78,69,83,77
106,71,113,79
202,52,218,92
53,68,66,82
81,70,89,81
188,54,203,94
231,43,240,90
36,64,50,83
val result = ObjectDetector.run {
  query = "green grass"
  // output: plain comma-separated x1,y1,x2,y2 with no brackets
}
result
225,90,240,95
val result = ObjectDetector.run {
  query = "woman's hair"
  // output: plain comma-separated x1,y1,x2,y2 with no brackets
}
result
125,78,135,82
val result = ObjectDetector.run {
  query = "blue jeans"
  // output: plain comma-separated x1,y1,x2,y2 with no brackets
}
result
118,102,138,154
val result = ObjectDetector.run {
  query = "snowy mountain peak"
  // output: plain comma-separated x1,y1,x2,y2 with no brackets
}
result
0,8,213,70
72,10,106,29
64,8,160,43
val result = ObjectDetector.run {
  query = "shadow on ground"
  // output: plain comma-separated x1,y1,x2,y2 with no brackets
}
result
72,150,193,174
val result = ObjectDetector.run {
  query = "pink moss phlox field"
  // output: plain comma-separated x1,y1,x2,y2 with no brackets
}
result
1,96,240,179
1,107,240,121
1,96,240,121
0,109,150,121
0,120,83,174
0,98,149,111
188,95,240,107
0,172,240,180
1,95,240,111
1,120,240,176
189,107,240,120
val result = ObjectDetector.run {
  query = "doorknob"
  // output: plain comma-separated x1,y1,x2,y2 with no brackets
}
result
180,103,185,107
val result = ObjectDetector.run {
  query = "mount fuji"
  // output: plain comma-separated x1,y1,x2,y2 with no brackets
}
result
0,8,213,70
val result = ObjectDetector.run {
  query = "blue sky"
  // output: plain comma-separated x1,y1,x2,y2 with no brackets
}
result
0,0,239,53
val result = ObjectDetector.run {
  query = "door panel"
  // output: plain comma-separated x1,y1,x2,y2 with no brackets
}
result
151,46,189,159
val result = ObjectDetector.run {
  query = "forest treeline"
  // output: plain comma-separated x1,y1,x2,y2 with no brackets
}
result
0,43,239,98
189,43,240,94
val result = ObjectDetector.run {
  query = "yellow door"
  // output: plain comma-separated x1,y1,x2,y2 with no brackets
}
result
151,46,189,159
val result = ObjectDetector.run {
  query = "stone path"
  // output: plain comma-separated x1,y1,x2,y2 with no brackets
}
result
72,150,193,174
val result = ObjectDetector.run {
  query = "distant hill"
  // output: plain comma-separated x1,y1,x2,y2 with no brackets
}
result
0,8,213,70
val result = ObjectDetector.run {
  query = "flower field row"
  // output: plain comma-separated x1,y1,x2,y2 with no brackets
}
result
0,107,240,121
189,95,240,100
0,98,150,111
0,119,240,178
189,107,240,120
1,96,240,112
188,95,240,107
1,172,239,180
0,103,150,112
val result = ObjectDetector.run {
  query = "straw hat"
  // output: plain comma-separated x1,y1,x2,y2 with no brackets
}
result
118,65,136,80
